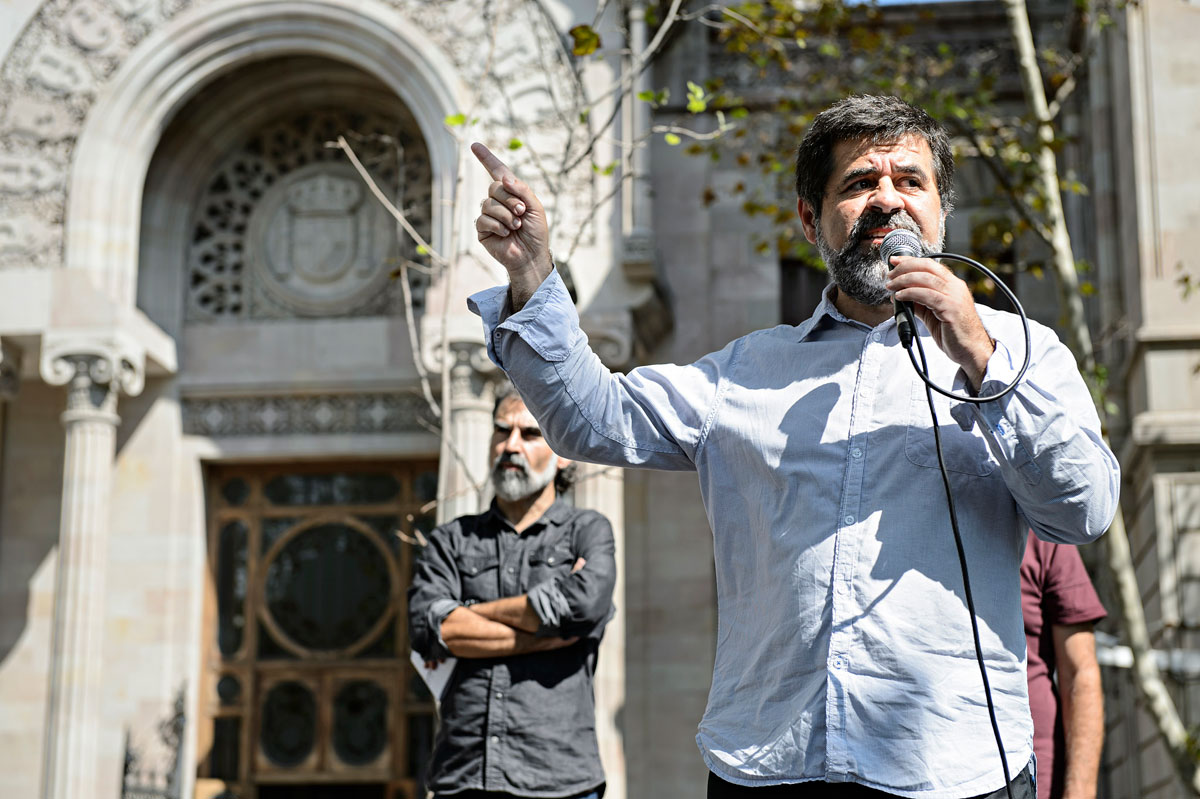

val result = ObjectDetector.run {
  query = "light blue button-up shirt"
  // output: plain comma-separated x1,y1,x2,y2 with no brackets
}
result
468,271,1119,798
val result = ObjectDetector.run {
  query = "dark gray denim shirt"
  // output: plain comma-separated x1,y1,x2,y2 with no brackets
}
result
407,499,616,797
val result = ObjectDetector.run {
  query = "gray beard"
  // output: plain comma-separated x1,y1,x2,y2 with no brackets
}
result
815,209,944,307
491,453,558,502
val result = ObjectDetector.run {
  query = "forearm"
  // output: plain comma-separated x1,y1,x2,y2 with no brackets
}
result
471,595,541,634
973,335,1119,545
1060,662,1104,799
508,258,553,311
1056,627,1104,799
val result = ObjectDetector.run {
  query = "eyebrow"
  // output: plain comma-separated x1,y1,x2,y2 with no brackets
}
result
839,163,930,186
493,420,542,434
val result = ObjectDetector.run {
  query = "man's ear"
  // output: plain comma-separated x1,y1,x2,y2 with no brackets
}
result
556,456,571,471
798,198,819,244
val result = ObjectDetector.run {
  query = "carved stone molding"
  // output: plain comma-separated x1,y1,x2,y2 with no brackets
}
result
181,392,434,437
39,337,145,422
0,339,20,400
0,0,596,275
447,340,501,413
622,229,657,284
581,311,635,371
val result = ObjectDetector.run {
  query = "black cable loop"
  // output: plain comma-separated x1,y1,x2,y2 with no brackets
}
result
898,250,1033,799
899,252,1032,405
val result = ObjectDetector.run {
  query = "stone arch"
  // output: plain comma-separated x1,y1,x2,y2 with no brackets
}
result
63,0,469,307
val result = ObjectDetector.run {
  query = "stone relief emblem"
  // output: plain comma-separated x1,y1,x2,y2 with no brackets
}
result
186,108,431,320
249,165,395,316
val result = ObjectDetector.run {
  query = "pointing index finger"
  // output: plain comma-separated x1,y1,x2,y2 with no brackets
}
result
471,142,513,182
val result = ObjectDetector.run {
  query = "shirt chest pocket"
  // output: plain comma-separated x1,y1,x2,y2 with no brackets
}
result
528,543,574,585
905,378,997,477
459,553,500,601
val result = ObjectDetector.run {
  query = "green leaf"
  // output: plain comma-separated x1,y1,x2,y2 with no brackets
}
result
507,138,523,151
569,24,601,56
602,162,617,176
664,133,682,146
731,107,750,119
443,113,466,127
416,245,430,255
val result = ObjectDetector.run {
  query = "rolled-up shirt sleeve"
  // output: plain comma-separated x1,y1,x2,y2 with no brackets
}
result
468,270,726,472
526,510,616,639
407,527,461,661
965,318,1120,546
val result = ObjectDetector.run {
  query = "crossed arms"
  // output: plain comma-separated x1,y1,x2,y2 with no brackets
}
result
407,513,616,662
437,562,585,659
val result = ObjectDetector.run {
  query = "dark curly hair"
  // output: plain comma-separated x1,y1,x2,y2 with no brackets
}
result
794,95,955,220
493,382,577,495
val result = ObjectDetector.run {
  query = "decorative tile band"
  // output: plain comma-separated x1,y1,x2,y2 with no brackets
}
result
182,393,435,437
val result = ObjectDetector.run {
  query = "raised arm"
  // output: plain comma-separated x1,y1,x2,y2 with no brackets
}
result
471,142,553,310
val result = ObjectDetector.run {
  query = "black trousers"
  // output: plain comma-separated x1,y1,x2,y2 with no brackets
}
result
707,761,1035,799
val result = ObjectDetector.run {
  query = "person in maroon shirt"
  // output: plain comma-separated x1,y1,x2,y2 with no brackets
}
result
1021,530,1107,799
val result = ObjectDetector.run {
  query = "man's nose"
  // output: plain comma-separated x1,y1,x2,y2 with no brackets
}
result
869,179,903,214
502,428,523,451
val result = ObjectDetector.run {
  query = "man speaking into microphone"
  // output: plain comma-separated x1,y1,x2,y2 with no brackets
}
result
466,95,1119,798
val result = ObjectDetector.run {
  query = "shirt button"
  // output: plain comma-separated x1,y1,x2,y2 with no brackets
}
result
547,557,556,564
507,567,515,574
872,332,882,342
494,330,502,339
851,447,862,459
495,691,504,698
843,515,855,525
490,735,500,743
832,655,847,670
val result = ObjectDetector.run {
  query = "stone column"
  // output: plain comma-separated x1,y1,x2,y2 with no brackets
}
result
573,315,633,799
39,340,144,799
572,462,627,799
435,340,499,524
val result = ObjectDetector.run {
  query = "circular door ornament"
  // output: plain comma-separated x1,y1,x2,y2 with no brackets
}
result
257,514,401,658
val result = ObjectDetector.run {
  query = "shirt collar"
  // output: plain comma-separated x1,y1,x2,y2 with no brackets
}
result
487,495,571,532
794,283,892,342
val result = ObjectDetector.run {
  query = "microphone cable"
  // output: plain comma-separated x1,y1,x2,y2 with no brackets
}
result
894,249,1032,799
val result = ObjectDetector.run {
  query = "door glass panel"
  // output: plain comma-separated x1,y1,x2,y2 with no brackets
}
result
261,681,316,767
333,680,388,766
216,520,249,656
263,522,392,652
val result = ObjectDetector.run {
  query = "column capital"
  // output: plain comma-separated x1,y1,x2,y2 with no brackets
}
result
39,336,145,423
0,338,20,401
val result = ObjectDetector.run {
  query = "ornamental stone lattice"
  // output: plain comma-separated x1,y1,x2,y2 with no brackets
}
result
187,108,431,320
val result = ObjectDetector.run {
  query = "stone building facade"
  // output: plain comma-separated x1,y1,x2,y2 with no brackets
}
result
0,0,1198,798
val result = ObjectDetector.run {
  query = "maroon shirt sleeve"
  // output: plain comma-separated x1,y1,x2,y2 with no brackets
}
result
1021,531,1106,799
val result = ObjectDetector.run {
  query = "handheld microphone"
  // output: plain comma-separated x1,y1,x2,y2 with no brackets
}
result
880,229,923,348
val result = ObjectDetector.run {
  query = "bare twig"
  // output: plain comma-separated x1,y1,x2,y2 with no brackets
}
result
561,0,688,174
333,136,447,267
399,262,441,417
